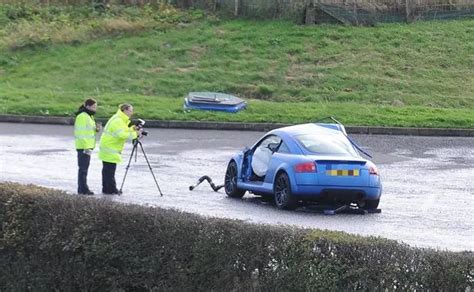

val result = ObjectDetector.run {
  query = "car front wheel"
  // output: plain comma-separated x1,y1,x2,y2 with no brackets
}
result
225,161,245,198
273,172,297,210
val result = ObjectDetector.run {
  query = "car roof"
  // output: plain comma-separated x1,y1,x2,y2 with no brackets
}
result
269,123,345,138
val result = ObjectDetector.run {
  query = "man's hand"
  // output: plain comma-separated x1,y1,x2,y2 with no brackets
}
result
96,123,102,132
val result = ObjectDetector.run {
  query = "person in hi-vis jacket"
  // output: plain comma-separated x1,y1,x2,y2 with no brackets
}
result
74,98,100,195
98,103,142,195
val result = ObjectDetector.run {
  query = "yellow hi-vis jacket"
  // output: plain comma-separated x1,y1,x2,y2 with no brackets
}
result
74,112,97,150
98,109,138,164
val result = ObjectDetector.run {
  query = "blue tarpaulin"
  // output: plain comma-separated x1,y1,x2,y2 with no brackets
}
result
183,92,247,113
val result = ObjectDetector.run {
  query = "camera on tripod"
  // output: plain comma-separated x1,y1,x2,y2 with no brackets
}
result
120,119,163,196
133,119,148,136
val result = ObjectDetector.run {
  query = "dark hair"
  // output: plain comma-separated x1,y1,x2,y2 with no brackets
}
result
84,98,97,107
75,98,97,116
120,103,132,112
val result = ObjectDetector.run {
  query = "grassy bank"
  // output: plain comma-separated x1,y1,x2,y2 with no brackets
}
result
1,5,473,128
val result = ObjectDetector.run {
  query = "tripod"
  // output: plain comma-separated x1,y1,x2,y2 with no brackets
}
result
119,139,164,196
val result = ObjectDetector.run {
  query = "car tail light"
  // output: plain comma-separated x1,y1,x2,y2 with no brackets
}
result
367,162,379,176
295,162,317,173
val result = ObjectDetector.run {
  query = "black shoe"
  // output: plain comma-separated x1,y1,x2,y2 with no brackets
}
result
103,190,121,195
79,190,94,195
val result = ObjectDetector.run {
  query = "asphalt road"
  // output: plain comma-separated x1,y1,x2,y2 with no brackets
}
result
0,123,473,251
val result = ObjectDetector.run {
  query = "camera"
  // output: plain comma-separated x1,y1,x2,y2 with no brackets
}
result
133,119,148,136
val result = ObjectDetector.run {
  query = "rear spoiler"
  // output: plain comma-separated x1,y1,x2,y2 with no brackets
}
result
313,116,373,159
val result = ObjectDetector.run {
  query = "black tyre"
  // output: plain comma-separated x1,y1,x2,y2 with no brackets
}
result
224,161,245,198
363,199,380,209
273,172,298,210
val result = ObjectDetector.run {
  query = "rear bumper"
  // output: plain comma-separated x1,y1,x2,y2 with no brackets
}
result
292,185,381,202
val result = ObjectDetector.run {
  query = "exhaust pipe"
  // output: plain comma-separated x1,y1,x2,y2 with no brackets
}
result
189,176,224,192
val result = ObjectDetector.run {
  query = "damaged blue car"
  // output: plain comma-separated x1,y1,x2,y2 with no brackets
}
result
224,121,382,210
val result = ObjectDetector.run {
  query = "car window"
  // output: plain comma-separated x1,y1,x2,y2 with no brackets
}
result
277,141,290,154
256,135,281,151
295,133,358,156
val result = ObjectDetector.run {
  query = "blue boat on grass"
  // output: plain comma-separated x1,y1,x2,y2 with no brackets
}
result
183,92,247,113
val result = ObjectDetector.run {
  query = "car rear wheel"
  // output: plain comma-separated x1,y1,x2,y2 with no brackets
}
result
362,199,380,209
274,172,297,210
225,161,245,198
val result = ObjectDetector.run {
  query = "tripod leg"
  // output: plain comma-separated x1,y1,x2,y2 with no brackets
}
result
138,141,164,196
119,141,138,195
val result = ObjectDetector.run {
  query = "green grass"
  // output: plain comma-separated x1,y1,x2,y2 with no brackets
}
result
1,8,473,128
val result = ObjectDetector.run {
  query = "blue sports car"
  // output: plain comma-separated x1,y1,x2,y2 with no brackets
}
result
224,122,382,210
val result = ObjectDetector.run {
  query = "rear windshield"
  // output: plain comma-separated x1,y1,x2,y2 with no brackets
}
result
295,134,358,156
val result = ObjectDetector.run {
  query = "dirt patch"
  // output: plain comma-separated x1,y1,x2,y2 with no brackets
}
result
231,84,275,100
99,18,146,35
214,29,226,37
285,61,317,85
313,55,342,68
141,87,156,96
392,99,405,107
189,45,206,60
239,46,252,54
120,49,147,59
176,65,196,73
143,66,165,73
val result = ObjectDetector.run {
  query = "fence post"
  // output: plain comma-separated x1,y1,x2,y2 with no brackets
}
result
405,0,412,22
353,0,358,25
234,0,239,16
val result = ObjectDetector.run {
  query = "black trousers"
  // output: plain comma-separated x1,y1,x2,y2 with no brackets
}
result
102,161,118,194
77,150,91,193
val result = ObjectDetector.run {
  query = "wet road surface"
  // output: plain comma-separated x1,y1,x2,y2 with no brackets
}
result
0,123,473,251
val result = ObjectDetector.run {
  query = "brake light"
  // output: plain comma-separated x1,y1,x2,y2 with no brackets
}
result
367,162,379,176
295,162,317,173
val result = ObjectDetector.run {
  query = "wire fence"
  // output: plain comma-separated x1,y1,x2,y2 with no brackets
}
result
177,0,474,24
305,0,474,25
1,0,473,24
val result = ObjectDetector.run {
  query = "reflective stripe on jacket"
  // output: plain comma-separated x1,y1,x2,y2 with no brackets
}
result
98,109,137,164
74,112,96,150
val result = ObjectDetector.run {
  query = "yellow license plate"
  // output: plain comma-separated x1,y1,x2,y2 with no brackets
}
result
326,169,360,176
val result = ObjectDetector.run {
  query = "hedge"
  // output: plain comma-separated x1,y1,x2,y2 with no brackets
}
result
0,182,472,291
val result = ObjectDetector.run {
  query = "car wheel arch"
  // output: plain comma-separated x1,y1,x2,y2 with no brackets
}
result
273,169,298,210
272,163,293,184
229,157,242,175
273,168,289,188
225,160,246,198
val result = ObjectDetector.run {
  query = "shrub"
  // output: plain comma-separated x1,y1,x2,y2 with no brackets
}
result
0,3,207,50
92,18,147,36
0,182,472,290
